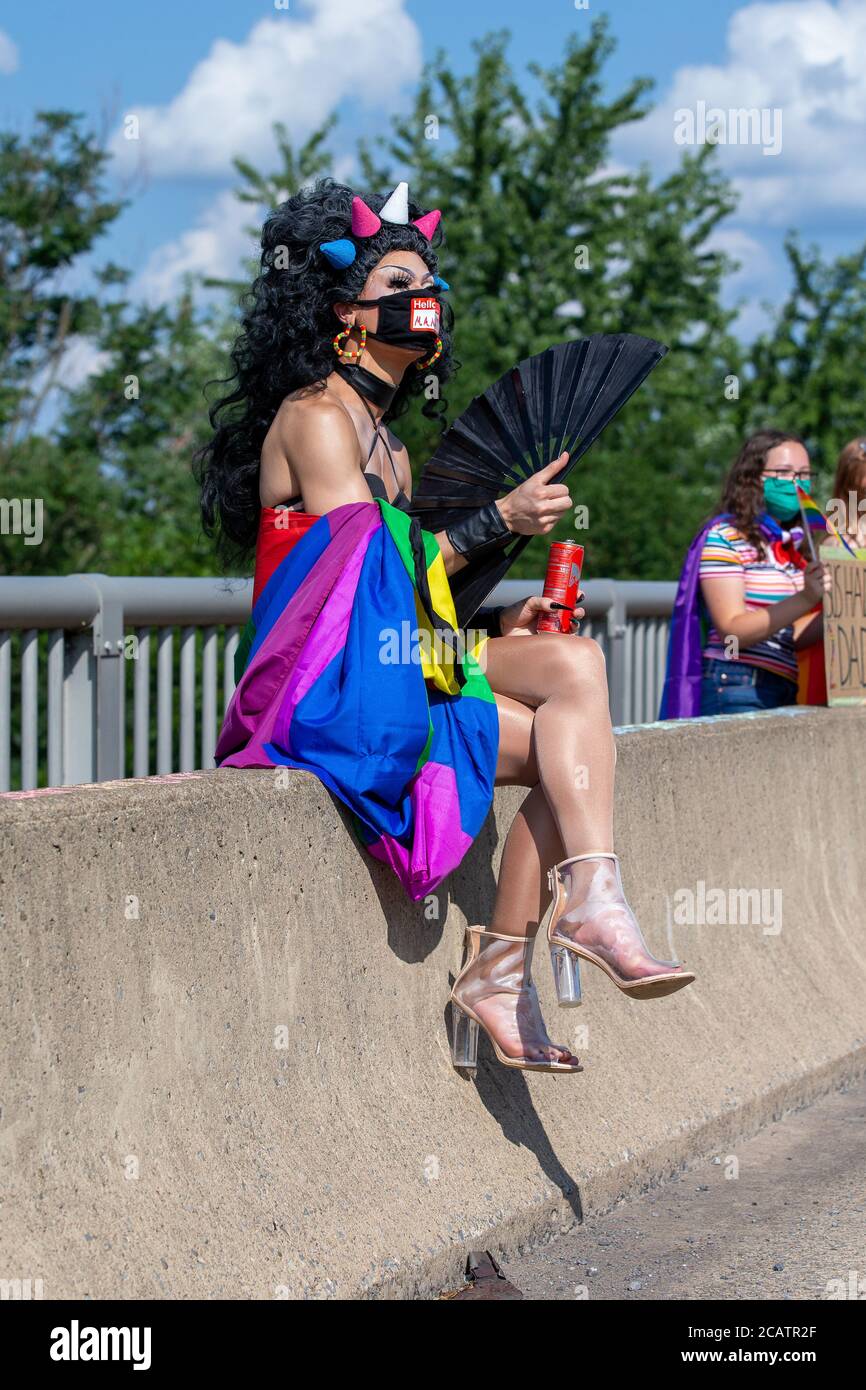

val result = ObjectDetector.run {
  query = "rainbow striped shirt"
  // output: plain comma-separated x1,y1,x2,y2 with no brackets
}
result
698,523,804,682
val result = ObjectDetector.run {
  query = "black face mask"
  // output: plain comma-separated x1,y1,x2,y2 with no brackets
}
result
352,285,444,352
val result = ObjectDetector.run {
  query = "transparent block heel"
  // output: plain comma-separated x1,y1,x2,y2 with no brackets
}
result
450,1003,480,1069
550,944,582,1007
547,853,696,1001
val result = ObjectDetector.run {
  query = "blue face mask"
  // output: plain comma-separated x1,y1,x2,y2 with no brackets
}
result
763,475,810,522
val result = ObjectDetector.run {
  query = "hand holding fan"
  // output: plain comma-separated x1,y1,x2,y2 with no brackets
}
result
408,333,668,627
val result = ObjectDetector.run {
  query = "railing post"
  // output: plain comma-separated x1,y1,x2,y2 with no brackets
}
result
0,631,10,792
606,586,628,726
69,575,125,783
62,634,96,785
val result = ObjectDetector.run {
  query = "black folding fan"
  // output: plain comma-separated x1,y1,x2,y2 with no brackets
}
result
408,333,668,627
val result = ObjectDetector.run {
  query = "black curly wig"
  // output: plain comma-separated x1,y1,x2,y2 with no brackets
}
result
195,177,455,565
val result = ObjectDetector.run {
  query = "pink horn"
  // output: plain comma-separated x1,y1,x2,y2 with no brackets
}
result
351,196,382,237
412,209,441,239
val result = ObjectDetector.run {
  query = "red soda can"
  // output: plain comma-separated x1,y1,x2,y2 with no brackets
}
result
536,539,584,633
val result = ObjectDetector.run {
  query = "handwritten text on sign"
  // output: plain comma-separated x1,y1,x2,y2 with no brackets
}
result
822,549,866,705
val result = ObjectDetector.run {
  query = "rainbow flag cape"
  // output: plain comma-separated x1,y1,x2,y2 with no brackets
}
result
215,499,499,901
796,483,857,556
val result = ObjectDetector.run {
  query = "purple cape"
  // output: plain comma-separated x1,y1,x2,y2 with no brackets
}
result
658,512,797,720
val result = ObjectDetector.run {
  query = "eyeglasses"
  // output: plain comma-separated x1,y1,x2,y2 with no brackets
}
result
761,470,812,482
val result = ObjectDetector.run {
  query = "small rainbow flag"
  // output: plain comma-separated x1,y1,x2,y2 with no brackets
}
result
795,483,857,557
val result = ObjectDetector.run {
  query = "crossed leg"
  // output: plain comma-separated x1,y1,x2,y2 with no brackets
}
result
455,632,682,1066
452,633,614,1066
486,632,615,935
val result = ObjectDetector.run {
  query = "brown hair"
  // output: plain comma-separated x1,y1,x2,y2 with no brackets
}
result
831,438,866,531
717,428,808,553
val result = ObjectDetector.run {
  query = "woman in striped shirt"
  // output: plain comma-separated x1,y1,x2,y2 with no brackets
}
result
698,430,829,715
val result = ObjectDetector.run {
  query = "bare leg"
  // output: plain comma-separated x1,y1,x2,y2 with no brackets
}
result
454,631,684,1068
485,633,615,851
452,688,578,1066
484,634,684,982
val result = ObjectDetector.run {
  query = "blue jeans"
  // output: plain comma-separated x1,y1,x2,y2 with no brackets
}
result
699,657,798,715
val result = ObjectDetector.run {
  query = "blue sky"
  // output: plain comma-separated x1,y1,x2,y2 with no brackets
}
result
3,0,865,360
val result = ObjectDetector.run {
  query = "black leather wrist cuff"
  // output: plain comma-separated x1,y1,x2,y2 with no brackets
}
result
445,500,511,559
473,605,505,639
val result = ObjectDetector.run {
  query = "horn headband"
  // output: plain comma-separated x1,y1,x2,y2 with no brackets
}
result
319,181,442,271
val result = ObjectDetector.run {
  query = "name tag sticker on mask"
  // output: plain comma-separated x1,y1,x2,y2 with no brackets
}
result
410,297,440,332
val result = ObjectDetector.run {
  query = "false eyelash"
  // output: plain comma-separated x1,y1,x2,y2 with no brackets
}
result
389,273,413,286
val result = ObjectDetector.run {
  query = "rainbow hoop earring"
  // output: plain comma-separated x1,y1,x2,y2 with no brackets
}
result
333,324,366,361
415,337,444,370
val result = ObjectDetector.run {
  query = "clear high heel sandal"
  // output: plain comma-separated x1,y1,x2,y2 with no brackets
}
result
449,925,583,1074
547,852,696,1003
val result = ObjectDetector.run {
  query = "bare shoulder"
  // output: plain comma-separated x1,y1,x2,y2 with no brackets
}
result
262,386,382,513
275,389,360,465
259,386,365,509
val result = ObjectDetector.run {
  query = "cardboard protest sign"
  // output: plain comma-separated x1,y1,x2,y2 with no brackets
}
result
821,543,866,706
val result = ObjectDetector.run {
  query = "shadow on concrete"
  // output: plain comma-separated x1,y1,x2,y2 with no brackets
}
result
337,798,506,966
337,799,582,1221
445,995,584,1225
333,801,502,966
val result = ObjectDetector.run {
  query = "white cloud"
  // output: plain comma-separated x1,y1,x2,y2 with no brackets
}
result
705,227,780,339
25,336,112,434
615,0,866,223
0,29,19,74
56,335,113,390
706,226,774,281
110,0,421,179
134,189,258,304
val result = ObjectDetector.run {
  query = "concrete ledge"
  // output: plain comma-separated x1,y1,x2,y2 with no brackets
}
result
1,708,865,1299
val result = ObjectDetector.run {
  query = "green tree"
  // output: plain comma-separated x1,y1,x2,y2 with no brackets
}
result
0,111,228,577
738,235,866,497
0,110,124,453
209,23,745,580
56,283,232,576
203,114,338,300
18,37,866,588
352,22,745,579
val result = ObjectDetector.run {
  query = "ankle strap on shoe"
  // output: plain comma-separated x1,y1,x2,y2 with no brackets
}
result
466,924,533,943
554,851,618,873
547,852,618,894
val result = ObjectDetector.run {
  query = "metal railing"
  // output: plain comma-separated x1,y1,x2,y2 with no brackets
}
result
0,574,675,792
492,578,674,727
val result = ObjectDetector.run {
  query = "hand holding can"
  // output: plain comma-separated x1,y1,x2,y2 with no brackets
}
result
536,540,584,633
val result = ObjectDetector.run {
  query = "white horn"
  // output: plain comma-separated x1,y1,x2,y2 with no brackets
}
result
379,180,409,224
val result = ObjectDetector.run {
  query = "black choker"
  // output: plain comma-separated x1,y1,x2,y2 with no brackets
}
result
333,359,397,413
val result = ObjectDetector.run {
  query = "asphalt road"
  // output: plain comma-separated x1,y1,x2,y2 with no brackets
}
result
505,1075,866,1300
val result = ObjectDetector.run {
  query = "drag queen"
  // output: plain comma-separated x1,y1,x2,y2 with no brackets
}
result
198,179,693,1077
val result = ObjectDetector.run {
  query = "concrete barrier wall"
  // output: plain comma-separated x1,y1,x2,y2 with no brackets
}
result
1,707,865,1300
